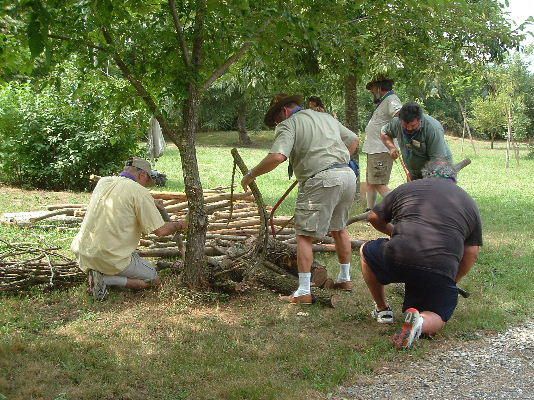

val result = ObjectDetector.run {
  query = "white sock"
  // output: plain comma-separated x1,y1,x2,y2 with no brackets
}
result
103,275,127,287
337,263,351,282
295,272,311,296
366,190,377,210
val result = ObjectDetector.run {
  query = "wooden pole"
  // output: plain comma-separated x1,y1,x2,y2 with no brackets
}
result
230,148,269,255
460,102,477,155
506,102,512,169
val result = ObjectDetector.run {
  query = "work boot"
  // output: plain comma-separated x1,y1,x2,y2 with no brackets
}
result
88,270,108,301
279,292,313,305
332,280,353,291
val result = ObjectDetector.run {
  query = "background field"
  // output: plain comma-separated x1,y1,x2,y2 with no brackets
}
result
1,133,533,400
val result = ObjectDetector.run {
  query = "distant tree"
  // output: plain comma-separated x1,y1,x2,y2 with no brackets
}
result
470,55,531,150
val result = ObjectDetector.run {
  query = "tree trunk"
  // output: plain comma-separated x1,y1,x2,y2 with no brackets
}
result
237,97,252,146
344,73,359,135
461,111,466,155
491,133,495,149
459,102,477,155
344,72,360,192
506,102,512,169
180,84,210,289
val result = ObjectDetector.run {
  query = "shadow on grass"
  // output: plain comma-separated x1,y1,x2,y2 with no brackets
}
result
0,280,407,400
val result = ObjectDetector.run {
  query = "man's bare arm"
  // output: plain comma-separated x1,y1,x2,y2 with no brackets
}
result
153,221,186,237
455,245,480,283
380,132,399,159
368,211,394,236
241,152,287,190
347,137,359,155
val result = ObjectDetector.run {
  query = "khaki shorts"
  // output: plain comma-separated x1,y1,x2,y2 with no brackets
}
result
100,253,157,287
119,253,158,282
295,167,356,238
366,152,393,185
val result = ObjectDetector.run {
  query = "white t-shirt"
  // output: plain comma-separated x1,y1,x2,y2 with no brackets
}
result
363,93,402,154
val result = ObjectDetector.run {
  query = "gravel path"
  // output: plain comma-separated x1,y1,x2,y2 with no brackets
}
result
331,321,534,400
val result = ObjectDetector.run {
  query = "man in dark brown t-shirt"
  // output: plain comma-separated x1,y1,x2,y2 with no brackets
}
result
360,160,482,349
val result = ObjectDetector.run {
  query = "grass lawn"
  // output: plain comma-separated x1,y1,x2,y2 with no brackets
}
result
0,131,533,400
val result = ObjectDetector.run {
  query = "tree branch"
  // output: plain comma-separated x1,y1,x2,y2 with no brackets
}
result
202,19,272,91
100,27,178,145
168,0,192,68
48,33,106,51
202,42,253,91
192,0,207,69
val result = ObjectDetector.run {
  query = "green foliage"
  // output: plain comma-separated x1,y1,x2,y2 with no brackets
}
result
470,95,507,142
200,86,266,133
0,62,145,190
469,55,532,143
3,0,522,138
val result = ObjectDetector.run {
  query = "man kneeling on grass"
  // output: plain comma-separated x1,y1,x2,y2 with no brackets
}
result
71,157,186,301
360,160,482,349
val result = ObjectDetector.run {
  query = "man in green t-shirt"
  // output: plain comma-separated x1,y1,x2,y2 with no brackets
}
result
241,94,359,304
380,102,452,180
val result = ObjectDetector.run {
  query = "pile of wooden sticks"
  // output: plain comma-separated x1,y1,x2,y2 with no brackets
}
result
0,239,83,292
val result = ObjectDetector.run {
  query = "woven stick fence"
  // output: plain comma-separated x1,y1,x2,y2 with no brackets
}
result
0,239,84,292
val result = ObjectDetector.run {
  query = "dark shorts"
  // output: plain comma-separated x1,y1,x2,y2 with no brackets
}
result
362,238,459,322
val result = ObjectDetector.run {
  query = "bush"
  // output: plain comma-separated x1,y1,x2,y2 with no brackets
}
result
0,72,144,190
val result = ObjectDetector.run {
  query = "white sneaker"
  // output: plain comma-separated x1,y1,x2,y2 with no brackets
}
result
88,270,108,301
371,306,394,324
393,308,424,349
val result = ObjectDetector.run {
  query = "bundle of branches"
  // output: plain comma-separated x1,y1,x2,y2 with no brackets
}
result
0,239,84,292
0,206,85,230
203,235,358,307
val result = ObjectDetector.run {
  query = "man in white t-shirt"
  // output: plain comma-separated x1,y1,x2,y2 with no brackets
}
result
362,77,402,210
71,157,186,300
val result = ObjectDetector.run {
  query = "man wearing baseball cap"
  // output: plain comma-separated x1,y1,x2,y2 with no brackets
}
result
241,94,359,303
71,157,186,300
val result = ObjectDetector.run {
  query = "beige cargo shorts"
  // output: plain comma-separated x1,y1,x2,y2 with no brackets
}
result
295,167,356,238
366,152,393,185
120,253,158,282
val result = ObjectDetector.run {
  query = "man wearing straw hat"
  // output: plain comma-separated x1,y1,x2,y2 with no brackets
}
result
241,94,359,304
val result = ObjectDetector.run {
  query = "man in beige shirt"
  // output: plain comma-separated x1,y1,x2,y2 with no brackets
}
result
71,157,185,300
241,94,359,304
363,77,402,210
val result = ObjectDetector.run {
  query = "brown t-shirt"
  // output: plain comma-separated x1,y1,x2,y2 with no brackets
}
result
373,178,483,280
